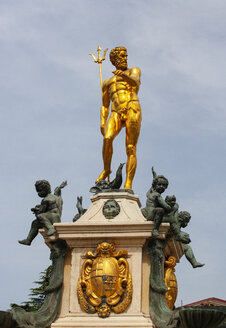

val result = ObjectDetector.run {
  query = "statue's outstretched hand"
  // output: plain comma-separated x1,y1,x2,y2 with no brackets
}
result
59,181,67,189
112,70,124,76
31,205,41,213
152,166,157,178
54,181,67,196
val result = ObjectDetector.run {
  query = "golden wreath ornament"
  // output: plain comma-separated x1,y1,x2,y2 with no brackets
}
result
77,242,133,318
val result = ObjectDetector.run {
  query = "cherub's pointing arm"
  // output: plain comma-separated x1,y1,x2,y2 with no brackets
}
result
54,181,67,196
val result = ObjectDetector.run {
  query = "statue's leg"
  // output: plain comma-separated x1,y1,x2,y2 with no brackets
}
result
152,208,165,237
37,213,56,236
18,219,40,245
124,105,141,189
96,112,122,183
183,244,205,268
46,212,61,224
170,219,191,244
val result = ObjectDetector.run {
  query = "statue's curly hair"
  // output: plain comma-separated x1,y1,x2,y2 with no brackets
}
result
35,180,51,193
109,46,127,66
152,175,169,189
178,211,191,222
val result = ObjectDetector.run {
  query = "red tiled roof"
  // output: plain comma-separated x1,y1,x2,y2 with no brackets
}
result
184,297,226,307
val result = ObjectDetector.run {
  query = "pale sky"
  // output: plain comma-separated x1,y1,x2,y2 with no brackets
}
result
0,0,226,310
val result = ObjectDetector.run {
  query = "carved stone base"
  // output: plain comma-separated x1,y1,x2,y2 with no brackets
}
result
46,192,183,328
52,314,155,328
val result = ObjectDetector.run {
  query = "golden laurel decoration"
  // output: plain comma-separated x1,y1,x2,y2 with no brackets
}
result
164,256,178,310
77,242,133,318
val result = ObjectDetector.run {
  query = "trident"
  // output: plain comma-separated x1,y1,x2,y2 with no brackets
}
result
90,45,110,182
89,45,108,97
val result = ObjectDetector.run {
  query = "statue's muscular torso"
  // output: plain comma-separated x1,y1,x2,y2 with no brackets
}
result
104,67,141,118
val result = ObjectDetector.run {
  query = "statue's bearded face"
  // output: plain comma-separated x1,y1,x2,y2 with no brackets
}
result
115,50,128,70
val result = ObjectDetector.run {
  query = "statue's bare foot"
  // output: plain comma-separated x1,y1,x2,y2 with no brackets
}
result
95,170,111,184
47,227,56,236
18,239,31,246
124,181,132,190
193,262,205,268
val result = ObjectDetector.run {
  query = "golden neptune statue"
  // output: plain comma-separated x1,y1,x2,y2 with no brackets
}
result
91,46,142,190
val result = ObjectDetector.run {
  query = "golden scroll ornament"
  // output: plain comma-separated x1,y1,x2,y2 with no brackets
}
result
164,256,178,310
77,242,132,318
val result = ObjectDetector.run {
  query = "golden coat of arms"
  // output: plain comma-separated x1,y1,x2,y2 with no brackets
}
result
77,242,133,318
164,256,178,310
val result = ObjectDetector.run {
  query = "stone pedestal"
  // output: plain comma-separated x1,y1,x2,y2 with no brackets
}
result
48,192,183,328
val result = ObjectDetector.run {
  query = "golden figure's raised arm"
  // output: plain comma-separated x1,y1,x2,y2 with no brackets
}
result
100,81,110,136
